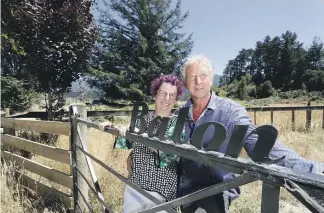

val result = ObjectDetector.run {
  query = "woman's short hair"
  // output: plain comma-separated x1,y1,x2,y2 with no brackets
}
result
151,74,183,99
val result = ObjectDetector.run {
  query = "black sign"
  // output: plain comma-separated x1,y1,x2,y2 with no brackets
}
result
129,102,285,165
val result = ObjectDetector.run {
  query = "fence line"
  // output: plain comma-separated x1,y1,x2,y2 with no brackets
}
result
6,103,324,131
1,109,73,209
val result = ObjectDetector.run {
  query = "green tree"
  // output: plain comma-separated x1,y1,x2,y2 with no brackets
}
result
1,0,38,81
1,76,36,110
2,0,96,119
302,69,324,92
306,37,324,70
25,0,97,119
90,0,193,101
278,31,305,90
222,31,324,93
235,78,248,100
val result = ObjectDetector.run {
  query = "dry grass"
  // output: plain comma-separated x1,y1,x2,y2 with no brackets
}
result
0,162,67,213
231,110,324,213
1,106,324,212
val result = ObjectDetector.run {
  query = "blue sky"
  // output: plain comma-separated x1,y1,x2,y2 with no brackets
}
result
94,0,324,75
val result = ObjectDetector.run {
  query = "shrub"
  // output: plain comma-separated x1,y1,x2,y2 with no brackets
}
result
212,86,227,97
257,81,274,98
246,85,257,98
235,79,248,100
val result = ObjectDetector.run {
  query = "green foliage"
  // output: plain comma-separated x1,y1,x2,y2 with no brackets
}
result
308,91,324,101
246,85,257,98
257,81,275,99
302,69,324,92
1,0,97,118
212,86,227,97
1,76,36,110
1,0,33,81
90,0,193,101
222,31,324,93
226,79,238,97
277,90,306,99
235,78,248,100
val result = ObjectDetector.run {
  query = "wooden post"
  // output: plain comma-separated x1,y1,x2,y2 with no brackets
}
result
254,111,257,125
69,104,89,212
306,101,311,131
270,110,274,125
292,110,295,131
2,108,15,151
322,109,324,130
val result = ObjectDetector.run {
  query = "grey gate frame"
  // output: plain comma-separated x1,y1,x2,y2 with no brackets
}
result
69,104,324,213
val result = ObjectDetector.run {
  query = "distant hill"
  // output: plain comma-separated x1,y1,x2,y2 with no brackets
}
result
65,77,102,100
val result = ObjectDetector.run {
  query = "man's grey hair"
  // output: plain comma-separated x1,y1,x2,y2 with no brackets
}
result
180,55,214,81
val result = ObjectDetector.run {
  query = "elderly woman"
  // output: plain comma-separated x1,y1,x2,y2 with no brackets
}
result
100,74,184,213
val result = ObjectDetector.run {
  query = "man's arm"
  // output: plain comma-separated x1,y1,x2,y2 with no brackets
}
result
229,104,324,174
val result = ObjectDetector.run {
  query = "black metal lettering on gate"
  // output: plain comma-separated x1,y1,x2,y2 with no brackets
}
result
129,102,285,165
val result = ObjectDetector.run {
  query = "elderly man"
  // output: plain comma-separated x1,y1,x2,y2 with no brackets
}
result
177,55,324,213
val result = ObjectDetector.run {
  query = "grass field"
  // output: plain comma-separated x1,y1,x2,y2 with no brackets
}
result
1,104,324,213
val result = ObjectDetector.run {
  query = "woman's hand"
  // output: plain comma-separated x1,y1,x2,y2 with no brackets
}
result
119,126,129,137
98,121,117,131
99,121,129,137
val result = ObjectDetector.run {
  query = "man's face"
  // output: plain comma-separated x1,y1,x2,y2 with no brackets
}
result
184,63,213,99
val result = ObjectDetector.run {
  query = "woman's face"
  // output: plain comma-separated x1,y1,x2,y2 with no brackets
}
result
154,82,178,116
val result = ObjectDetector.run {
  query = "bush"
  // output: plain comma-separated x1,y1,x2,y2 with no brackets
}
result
308,91,324,101
302,69,324,92
212,86,227,97
278,89,308,99
235,79,248,100
246,85,257,98
226,80,238,97
257,81,274,98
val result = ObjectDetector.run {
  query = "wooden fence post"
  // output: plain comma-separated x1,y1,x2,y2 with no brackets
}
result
254,111,257,125
292,110,295,131
306,102,312,131
3,108,15,151
270,110,274,125
69,104,89,212
322,109,324,130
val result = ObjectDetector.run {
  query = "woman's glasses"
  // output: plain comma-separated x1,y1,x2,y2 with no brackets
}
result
157,90,177,100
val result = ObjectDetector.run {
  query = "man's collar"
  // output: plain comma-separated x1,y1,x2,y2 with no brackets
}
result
206,91,217,110
184,90,218,110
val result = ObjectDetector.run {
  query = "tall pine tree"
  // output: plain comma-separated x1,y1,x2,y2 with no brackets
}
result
89,0,193,102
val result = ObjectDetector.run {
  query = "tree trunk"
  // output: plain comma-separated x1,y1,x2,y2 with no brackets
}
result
44,90,56,145
47,90,53,121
